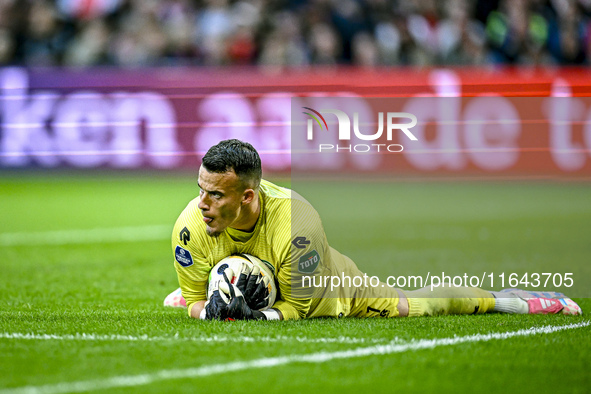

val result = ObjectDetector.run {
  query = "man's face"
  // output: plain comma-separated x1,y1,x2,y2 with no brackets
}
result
197,166,246,237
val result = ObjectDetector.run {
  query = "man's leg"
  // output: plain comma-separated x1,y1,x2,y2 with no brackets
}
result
347,286,403,318
401,286,495,317
400,286,582,316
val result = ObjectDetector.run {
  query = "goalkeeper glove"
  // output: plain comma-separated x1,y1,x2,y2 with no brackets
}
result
203,289,230,320
234,263,270,310
219,270,266,320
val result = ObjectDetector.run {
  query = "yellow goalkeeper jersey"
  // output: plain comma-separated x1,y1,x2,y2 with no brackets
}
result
172,179,365,320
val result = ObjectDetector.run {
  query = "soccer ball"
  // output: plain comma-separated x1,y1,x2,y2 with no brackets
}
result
207,254,277,311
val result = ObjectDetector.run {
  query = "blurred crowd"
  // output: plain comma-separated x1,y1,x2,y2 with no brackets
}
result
0,0,590,68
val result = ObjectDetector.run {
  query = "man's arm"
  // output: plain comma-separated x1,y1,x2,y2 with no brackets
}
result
270,200,328,320
271,308,284,320
171,202,212,317
190,301,206,319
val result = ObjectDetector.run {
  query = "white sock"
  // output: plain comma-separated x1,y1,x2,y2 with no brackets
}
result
491,292,529,314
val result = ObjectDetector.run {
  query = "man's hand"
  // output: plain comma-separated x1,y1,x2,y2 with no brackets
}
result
203,289,229,320
234,263,270,311
219,270,266,320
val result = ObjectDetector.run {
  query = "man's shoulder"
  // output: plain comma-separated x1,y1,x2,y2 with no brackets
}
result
259,179,291,200
260,180,318,216
260,180,322,235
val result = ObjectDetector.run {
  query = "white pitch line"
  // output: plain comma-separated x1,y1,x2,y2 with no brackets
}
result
1,321,588,394
0,332,385,345
0,225,171,246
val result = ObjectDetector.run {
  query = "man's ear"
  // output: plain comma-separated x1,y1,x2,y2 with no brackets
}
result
242,189,255,205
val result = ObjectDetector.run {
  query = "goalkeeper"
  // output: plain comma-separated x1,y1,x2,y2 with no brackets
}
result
168,139,582,320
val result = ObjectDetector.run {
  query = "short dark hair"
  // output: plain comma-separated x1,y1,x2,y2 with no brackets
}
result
202,139,262,189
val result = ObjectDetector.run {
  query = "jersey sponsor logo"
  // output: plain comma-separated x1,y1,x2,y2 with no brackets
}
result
298,250,320,274
292,236,310,249
180,227,191,245
175,246,194,267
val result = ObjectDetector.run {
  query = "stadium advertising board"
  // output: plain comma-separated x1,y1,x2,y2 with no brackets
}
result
1,67,591,177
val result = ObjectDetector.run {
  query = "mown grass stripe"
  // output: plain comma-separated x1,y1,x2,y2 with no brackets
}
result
0,332,384,344
0,225,171,246
1,321,587,394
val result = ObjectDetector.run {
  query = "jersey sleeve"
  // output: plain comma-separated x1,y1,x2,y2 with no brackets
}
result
171,200,212,317
272,199,328,320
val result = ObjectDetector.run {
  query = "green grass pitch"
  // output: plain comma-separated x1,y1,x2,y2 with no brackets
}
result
0,174,589,393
